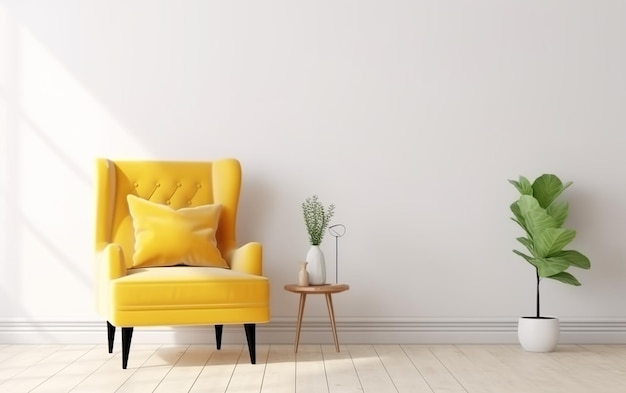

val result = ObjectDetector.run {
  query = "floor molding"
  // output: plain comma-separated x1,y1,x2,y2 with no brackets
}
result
1,317,625,345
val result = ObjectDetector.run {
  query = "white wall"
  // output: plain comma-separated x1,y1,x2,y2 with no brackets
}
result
1,0,625,345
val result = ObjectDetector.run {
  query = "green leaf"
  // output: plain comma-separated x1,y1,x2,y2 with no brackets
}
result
511,218,534,241
534,228,576,257
546,201,569,228
532,174,572,208
546,271,581,286
510,202,532,238
510,202,523,223
509,174,591,290
516,237,535,255
551,250,591,269
513,249,537,267
509,176,533,195
534,257,570,277
517,196,557,237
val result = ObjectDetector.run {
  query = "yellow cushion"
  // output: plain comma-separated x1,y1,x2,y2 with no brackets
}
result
110,266,270,326
126,194,229,268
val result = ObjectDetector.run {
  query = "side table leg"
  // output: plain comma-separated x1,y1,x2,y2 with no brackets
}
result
294,293,307,353
325,293,340,352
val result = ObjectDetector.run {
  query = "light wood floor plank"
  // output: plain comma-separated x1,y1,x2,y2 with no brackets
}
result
153,345,216,393
542,345,626,393
453,345,541,393
401,345,465,393
225,344,269,393
0,344,625,392
348,344,398,393
0,345,93,393
437,345,495,392
116,344,189,393
189,344,243,393
29,345,112,393
70,344,160,393
322,344,363,393
0,344,35,363
480,344,549,387
294,345,328,393
479,344,586,393
260,344,296,393
0,345,63,386
374,344,433,393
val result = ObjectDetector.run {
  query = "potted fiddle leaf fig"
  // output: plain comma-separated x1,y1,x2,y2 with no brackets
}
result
509,174,591,352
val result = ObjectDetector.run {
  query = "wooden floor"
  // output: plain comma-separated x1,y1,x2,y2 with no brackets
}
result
0,343,625,392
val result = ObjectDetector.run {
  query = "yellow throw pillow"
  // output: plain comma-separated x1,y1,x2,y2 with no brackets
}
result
126,194,229,268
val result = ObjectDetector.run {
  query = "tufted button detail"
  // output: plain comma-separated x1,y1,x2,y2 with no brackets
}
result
187,201,192,205
133,183,139,188
196,184,201,188
155,183,160,187
177,182,182,187
166,200,171,205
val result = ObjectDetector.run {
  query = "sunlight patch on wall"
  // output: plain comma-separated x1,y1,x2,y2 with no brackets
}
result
18,19,147,160
0,4,20,317
0,6,146,318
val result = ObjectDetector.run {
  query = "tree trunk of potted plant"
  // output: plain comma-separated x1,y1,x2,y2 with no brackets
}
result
517,270,559,352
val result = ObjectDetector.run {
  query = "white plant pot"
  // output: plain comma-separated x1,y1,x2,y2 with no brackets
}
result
305,245,326,285
517,316,560,352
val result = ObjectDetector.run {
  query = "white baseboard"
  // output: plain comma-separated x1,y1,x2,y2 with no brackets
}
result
1,317,625,345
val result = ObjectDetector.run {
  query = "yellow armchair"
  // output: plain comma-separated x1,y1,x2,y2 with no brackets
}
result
93,158,270,369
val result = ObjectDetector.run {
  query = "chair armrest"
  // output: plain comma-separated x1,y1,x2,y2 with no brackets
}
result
228,242,263,276
94,243,127,317
95,242,127,280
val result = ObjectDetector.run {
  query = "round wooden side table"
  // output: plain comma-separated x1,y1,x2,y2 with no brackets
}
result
284,283,350,353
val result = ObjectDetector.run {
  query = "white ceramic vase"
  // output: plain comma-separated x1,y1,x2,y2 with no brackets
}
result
517,317,560,352
305,245,326,285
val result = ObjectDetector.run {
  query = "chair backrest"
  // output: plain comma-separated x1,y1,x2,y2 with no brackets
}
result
95,158,241,269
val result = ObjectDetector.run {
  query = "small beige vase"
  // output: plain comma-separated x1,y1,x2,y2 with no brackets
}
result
298,262,309,286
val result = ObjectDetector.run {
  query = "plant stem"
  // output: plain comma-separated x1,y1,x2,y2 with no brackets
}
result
536,268,540,318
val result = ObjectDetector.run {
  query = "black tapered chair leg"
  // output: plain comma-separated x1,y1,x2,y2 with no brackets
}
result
121,327,134,369
107,321,116,354
244,324,256,364
215,325,223,350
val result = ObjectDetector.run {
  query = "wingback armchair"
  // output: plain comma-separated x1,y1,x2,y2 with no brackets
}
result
94,158,270,369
